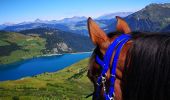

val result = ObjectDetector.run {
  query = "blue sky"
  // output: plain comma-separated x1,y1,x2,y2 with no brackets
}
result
0,0,170,24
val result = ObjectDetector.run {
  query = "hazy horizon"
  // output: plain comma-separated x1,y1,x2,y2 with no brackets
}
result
0,0,170,24
1,11,134,25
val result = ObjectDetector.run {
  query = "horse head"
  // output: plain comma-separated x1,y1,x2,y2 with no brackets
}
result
87,15,170,100
87,16,132,100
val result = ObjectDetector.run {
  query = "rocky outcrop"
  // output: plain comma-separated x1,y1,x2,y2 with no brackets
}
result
57,42,72,52
52,42,72,53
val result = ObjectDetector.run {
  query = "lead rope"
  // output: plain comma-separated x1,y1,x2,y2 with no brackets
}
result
95,34,131,100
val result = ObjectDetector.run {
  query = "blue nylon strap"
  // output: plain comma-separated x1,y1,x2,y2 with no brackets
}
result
96,34,131,75
96,55,105,69
108,37,131,97
95,34,131,99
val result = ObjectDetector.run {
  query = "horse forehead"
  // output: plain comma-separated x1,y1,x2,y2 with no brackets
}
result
100,35,119,54
109,35,119,43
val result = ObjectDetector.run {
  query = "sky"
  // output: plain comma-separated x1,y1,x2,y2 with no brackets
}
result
0,0,170,24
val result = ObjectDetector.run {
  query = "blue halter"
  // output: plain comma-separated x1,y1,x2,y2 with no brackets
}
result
95,34,131,100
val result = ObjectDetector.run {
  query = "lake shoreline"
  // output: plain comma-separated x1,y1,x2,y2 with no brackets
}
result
40,51,92,57
0,51,92,65
0,52,92,81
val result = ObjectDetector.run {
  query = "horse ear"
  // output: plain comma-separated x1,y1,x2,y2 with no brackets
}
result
87,17,109,48
116,16,131,34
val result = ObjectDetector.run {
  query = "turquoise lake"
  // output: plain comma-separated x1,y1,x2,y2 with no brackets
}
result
0,52,91,81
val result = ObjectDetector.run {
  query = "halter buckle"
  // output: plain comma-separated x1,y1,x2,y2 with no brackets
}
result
102,74,106,83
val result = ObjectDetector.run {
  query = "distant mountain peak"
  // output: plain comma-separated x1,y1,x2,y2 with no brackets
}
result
96,12,133,20
3,22,15,26
148,3,170,7
143,3,170,11
71,16,86,19
34,18,44,23
58,16,87,23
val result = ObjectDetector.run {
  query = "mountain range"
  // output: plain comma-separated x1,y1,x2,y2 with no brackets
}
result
0,12,132,35
1,3,170,35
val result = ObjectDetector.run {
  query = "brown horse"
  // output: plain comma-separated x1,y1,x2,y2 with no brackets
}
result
87,16,170,100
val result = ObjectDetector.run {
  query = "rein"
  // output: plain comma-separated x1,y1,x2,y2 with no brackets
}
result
94,34,131,100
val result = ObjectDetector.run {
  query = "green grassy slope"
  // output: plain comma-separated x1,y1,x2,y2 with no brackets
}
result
0,31,46,64
0,58,93,100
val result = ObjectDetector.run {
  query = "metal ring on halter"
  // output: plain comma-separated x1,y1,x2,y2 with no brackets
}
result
102,77,106,83
102,73,107,82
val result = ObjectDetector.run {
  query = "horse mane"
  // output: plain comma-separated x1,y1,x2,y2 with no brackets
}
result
120,32,170,100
